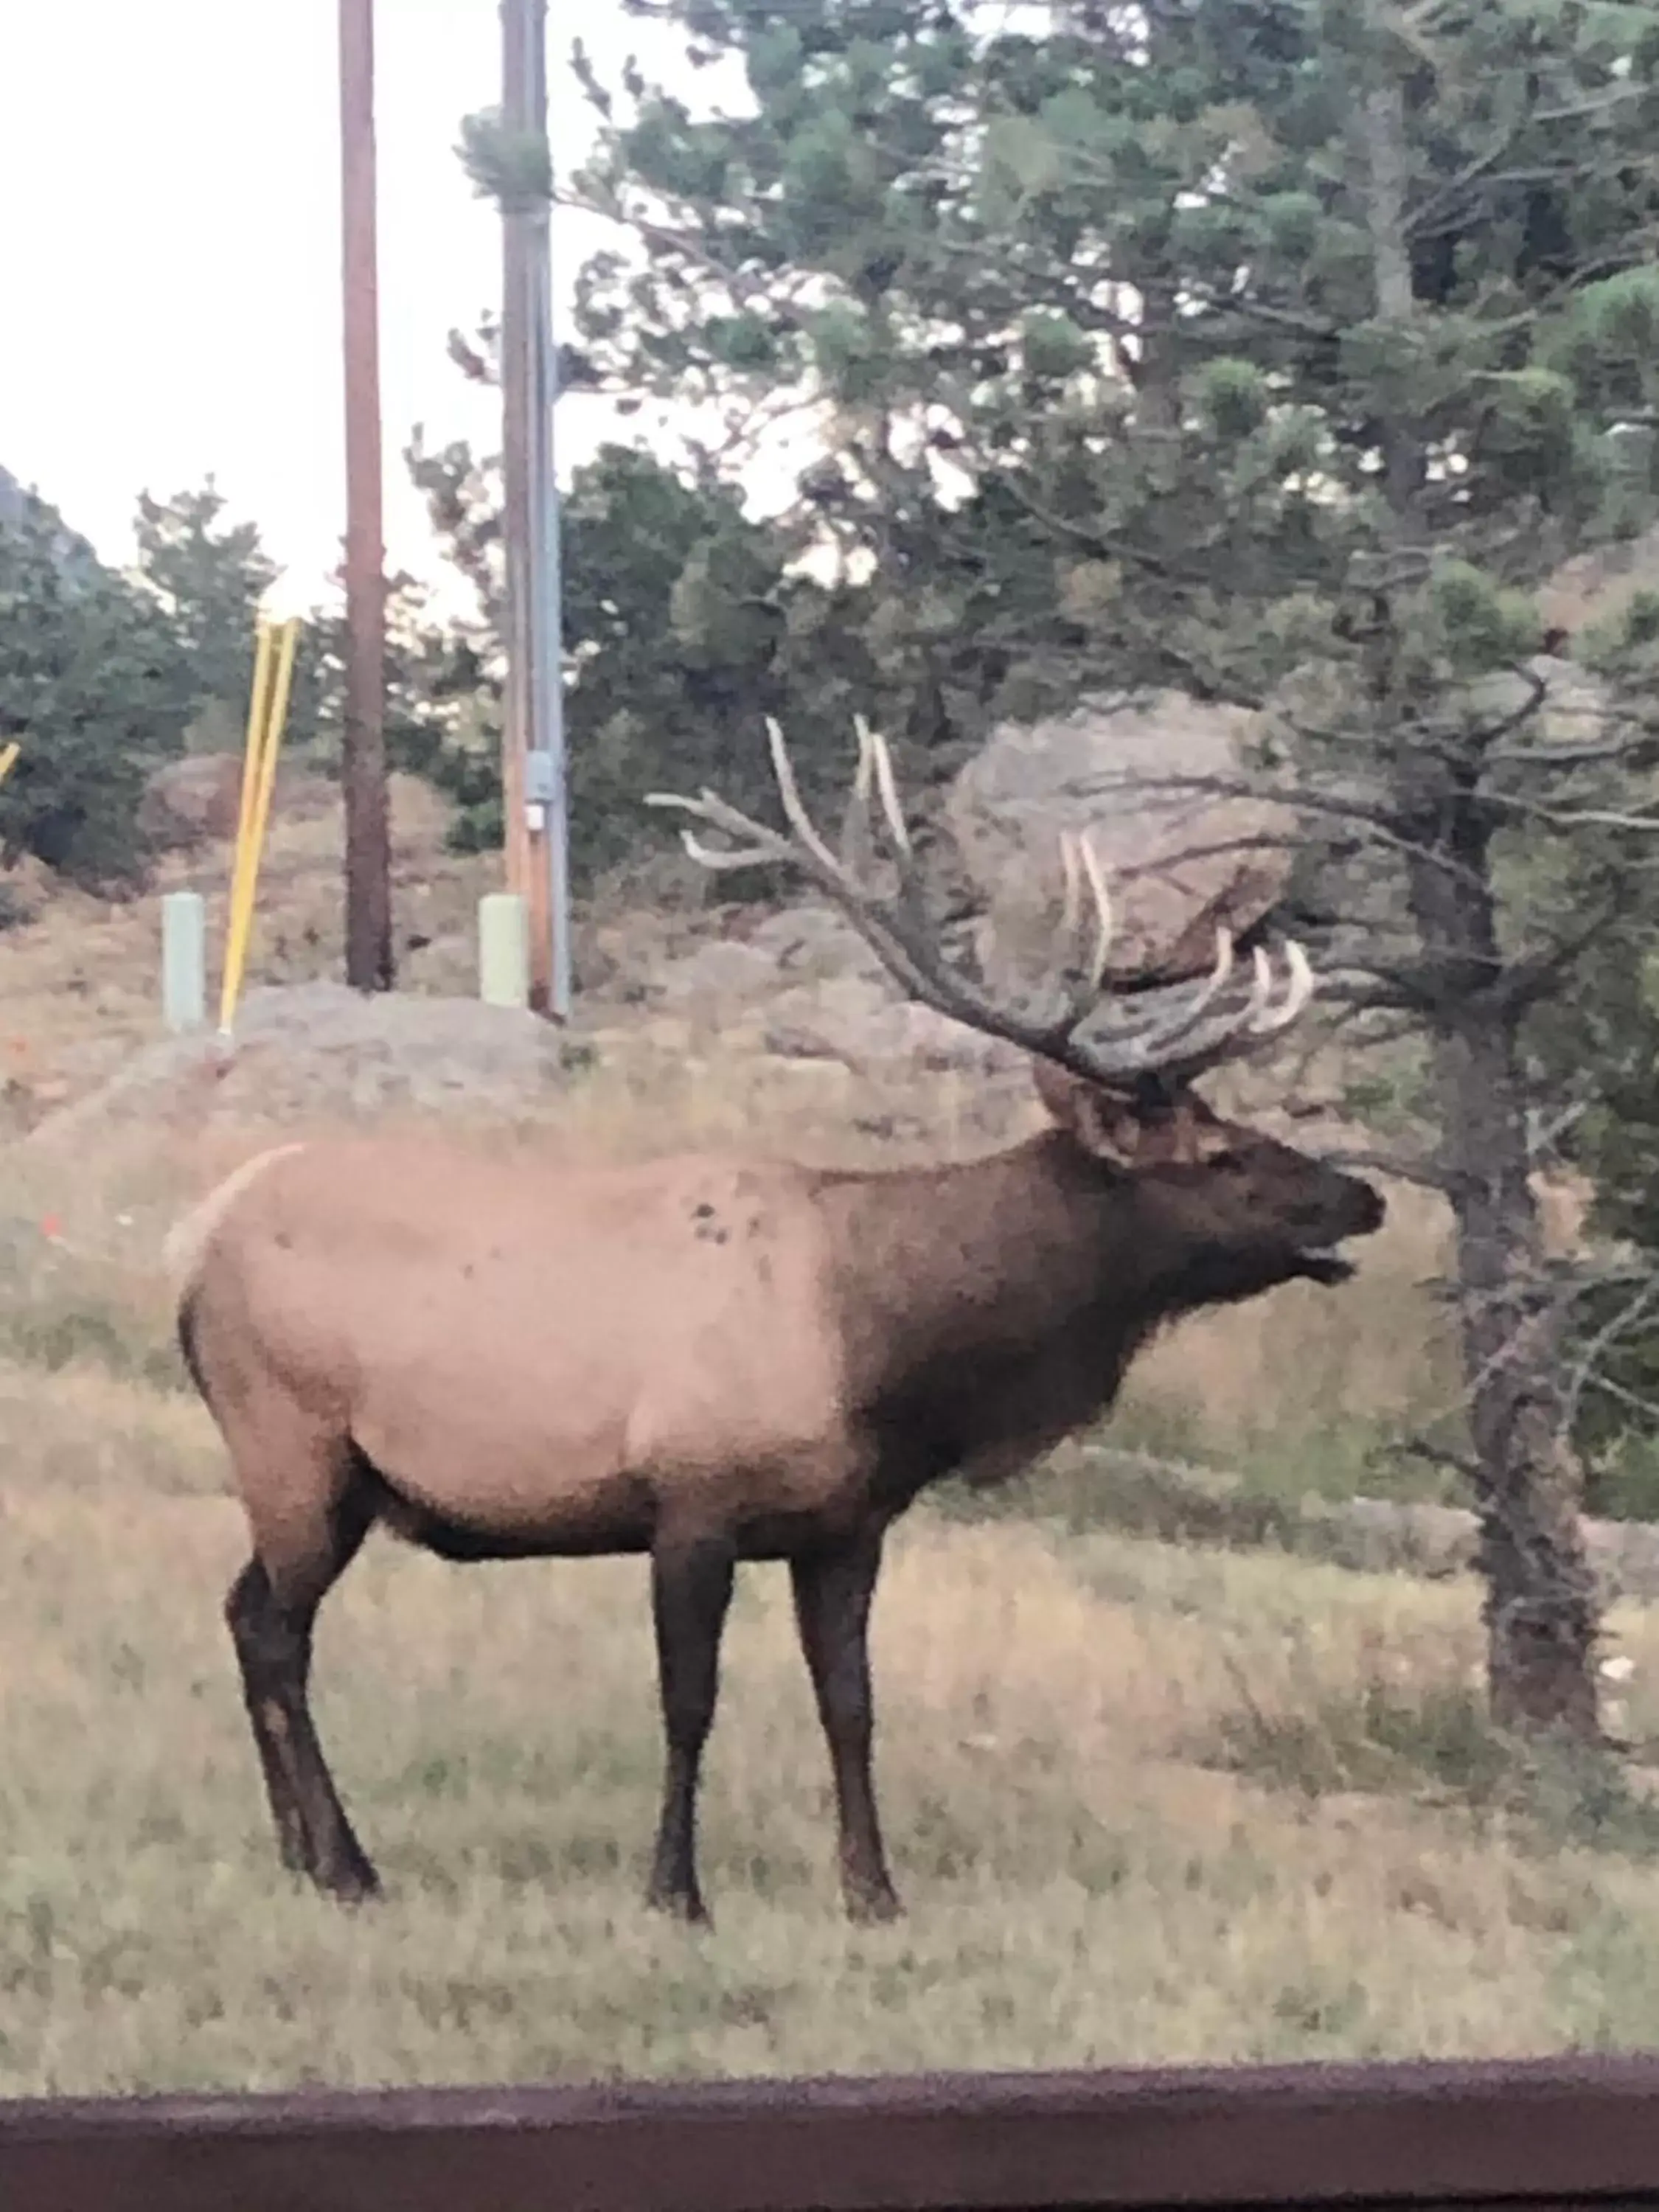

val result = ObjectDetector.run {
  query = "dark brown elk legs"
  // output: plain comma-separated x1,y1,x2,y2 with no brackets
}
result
225,1523,378,1905
791,1531,901,1924
646,1533,735,1924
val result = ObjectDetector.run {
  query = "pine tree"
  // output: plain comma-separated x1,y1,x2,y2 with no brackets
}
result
400,316,885,884
133,479,279,752
0,488,188,895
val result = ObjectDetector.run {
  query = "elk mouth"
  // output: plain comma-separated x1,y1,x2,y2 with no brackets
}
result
1293,1247,1358,1287
1293,1183,1385,1284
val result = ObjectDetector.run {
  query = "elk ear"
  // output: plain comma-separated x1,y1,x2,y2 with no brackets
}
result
1032,1061,1220,1170
1032,1060,1153,1169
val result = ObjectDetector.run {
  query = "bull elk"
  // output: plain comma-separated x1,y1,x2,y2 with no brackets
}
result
167,720,1383,1924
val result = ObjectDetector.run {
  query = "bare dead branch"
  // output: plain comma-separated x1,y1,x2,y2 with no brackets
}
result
1374,1433,1486,1489
1485,795,1659,835
1565,1276,1659,1433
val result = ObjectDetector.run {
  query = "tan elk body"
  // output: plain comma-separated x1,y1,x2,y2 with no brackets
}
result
170,722,1383,1922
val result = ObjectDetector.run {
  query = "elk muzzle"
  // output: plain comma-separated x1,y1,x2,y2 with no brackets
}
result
1284,1169,1385,1285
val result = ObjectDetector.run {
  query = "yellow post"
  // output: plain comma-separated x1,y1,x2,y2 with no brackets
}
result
218,615,301,1037
219,619,276,1033
0,741,20,789
243,618,299,917
230,620,276,877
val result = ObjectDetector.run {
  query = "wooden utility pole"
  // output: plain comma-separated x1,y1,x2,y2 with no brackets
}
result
338,0,394,991
499,0,571,1018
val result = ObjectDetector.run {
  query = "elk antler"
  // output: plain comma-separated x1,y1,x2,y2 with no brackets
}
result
645,718,1316,1091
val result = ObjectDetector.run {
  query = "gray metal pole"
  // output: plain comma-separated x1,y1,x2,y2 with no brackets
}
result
529,106,571,1020
499,0,570,1020
499,0,536,962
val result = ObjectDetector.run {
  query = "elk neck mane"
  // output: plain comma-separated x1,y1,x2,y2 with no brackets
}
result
810,1127,1175,1382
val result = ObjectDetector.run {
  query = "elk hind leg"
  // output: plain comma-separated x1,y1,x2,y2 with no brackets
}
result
791,1527,901,1924
223,1436,380,1904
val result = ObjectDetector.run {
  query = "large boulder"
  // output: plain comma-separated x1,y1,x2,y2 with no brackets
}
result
136,754,333,854
759,977,1018,1076
944,690,1299,999
23,981,578,1146
625,902,1020,1076
138,754,246,850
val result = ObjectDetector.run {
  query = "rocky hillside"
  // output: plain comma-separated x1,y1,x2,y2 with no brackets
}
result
4,687,1370,1152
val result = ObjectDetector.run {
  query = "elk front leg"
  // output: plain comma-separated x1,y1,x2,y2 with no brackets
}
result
646,1531,735,1925
791,1528,901,1924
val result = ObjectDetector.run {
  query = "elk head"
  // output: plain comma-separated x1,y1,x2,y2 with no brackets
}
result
1026,1061,1382,1294
647,717,1384,1295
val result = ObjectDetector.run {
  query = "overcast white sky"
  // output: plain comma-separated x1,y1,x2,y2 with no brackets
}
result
0,0,734,611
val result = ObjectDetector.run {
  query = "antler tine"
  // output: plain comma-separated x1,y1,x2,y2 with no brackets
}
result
855,714,913,859
1073,830,1114,992
675,830,770,869
655,781,799,873
843,715,924,907
1058,830,1082,938
1147,942,1286,1068
1249,936,1315,1035
841,719,877,880
1063,931,1323,1089
1050,829,1115,1006
1242,943,1276,1028
648,723,883,917
764,715,852,881
1129,925,1239,1050
1148,942,1319,1084
1068,924,1237,1071
1160,940,1318,1079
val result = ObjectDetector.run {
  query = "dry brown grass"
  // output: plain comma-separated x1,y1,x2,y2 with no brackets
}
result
0,773,494,1102
10,1366,1659,2096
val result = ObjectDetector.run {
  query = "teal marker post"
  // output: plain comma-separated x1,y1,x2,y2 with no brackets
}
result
479,891,530,1009
161,891,207,1034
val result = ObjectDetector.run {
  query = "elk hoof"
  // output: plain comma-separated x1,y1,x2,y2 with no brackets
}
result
316,1857,383,1907
647,1883,712,1929
846,1883,904,1926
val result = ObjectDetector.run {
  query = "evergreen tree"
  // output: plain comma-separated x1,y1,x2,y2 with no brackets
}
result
133,479,279,752
400,324,882,883
1522,586,1659,1519
0,489,188,895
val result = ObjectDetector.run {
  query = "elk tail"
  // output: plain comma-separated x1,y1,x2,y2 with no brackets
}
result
161,1143,306,1300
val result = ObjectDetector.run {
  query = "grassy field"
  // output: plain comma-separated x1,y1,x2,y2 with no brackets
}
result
10,1372,1659,2096
4,779,1658,2096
